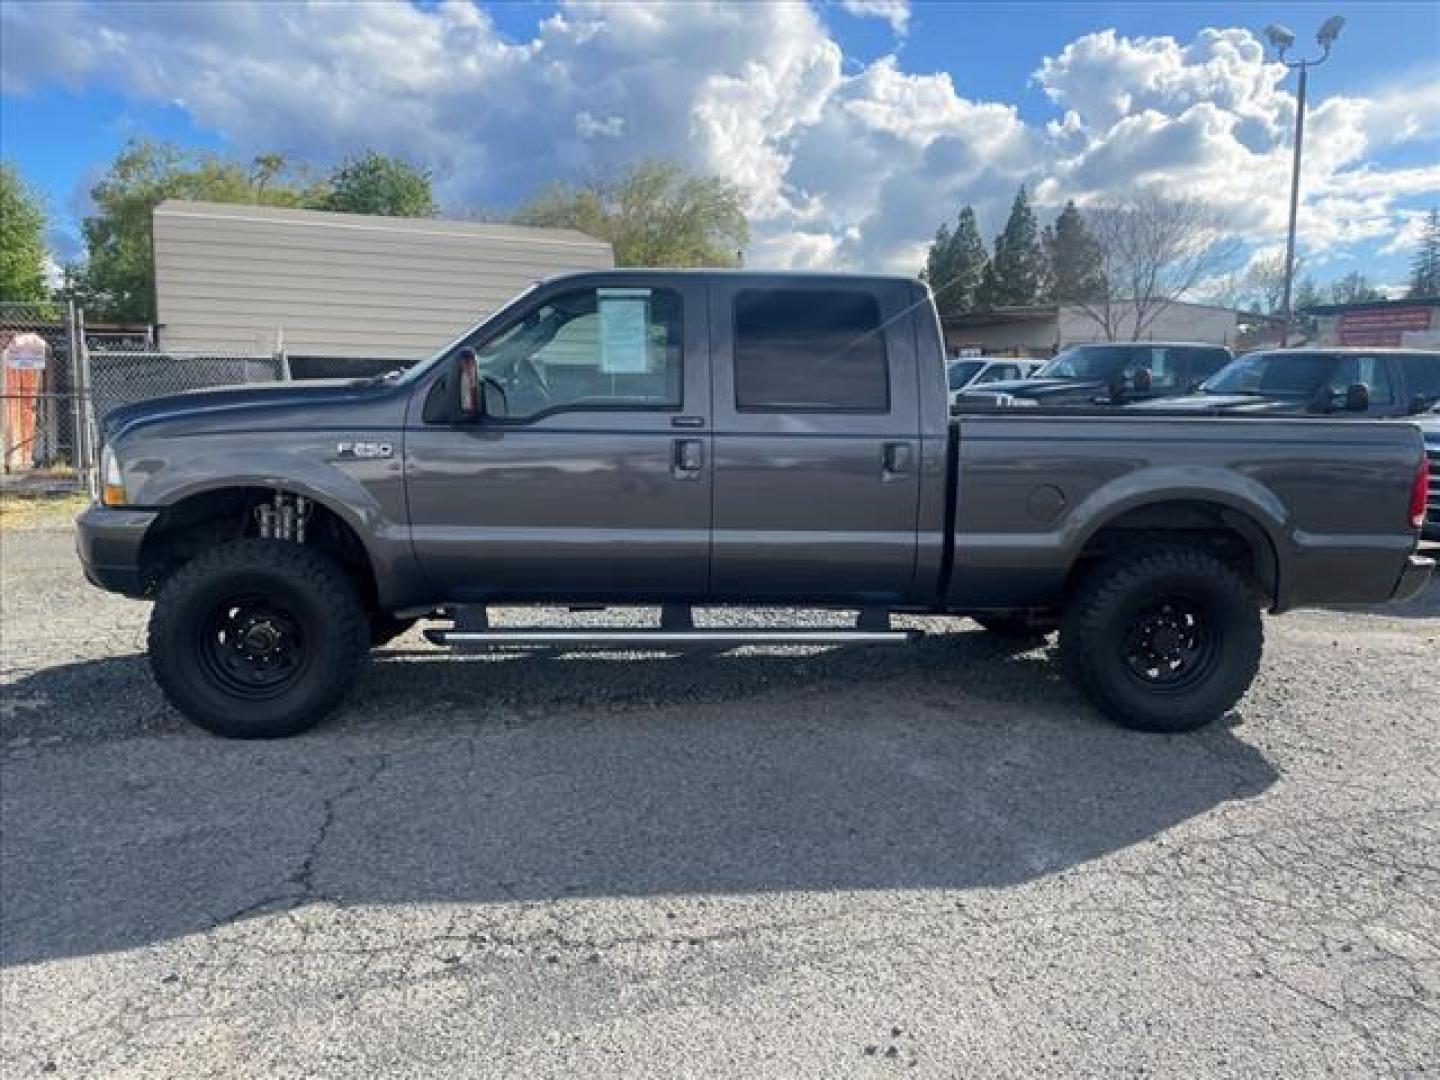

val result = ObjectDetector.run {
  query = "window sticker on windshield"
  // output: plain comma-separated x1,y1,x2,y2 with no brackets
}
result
598,288,651,374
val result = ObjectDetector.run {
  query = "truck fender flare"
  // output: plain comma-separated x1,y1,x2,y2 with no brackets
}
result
1061,467,1291,600
144,452,393,565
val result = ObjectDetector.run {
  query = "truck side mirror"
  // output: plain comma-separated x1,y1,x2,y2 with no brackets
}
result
1132,367,1153,394
1344,383,1370,412
422,347,487,424
456,349,481,420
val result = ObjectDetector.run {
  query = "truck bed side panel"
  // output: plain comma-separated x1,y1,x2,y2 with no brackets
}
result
946,415,1424,612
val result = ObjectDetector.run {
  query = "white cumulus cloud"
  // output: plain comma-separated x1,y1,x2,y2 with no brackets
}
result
835,0,911,37
2,1,1434,279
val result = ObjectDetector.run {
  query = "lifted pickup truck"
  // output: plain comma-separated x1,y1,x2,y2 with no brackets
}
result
77,271,1433,739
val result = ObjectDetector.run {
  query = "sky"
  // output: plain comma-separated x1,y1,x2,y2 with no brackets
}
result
2,0,1438,293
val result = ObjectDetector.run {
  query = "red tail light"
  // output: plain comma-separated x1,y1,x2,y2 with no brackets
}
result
1410,455,1428,531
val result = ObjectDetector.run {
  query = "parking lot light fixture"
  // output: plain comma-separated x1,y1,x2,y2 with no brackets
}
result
1267,15,1344,346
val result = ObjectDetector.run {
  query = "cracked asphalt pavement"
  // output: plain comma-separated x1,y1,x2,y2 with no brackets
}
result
2,516,1438,1078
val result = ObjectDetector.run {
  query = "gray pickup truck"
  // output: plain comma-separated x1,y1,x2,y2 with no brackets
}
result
77,271,1433,739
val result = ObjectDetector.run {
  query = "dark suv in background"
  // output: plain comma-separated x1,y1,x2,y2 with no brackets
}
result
953,342,1233,409
1142,348,1440,418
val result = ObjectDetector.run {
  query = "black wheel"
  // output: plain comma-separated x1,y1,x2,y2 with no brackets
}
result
972,614,1050,639
148,540,368,738
369,614,417,648
1060,546,1262,733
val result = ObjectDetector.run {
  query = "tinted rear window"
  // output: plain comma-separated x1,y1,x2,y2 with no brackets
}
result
733,289,889,411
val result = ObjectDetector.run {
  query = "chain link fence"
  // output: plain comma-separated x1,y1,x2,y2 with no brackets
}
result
85,338,286,431
2,301,285,476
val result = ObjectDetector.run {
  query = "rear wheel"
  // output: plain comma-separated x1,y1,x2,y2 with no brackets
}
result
148,540,368,738
1060,546,1262,733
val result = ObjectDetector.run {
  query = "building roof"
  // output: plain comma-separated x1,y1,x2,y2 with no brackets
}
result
941,305,1057,328
939,298,1251,328
153,199,609,250
1301,297,1440,315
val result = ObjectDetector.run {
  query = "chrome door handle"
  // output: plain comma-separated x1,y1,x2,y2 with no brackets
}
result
882,441,913,480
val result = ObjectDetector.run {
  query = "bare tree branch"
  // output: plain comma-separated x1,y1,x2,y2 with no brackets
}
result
1071,195,1240,341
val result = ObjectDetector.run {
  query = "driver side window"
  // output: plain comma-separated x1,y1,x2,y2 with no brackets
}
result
474,287,683,419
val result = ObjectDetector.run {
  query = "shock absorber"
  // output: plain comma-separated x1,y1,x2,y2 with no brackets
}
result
253,491,312,542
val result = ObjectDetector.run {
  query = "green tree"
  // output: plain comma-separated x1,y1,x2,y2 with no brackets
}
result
981,184,1042,308
73,141,308,321
1041,200,1101,304
1293,276,1323,310
1327,270,1384,305
0,162,50,302
922,205,989,316
1407,208,1440,300
514,160,748,267
315,151,436,217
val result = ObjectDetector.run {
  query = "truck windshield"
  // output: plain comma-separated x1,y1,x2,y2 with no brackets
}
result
947,361,984,389
1201,352,1338,397
1035,346,1132,381
395,282,542,385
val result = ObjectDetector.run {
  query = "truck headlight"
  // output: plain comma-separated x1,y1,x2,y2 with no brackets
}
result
100,445,128,507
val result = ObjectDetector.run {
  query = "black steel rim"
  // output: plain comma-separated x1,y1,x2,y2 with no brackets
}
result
1120,596,1218,691
197,594,307,699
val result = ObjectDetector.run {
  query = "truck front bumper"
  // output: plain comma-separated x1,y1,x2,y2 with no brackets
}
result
75,504,159,598
1391,553,1435,604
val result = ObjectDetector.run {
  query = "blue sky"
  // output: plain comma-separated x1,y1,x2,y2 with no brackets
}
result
3,0,1437,291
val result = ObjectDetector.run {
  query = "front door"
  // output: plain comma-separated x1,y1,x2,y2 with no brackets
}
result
706,279,922,604
406,276,711,601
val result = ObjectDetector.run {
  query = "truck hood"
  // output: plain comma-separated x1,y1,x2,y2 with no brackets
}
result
959,378,1110,405
1131,394,1312,415
103,379,400,441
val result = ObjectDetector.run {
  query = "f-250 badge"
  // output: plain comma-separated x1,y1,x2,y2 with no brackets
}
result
335,440,393,460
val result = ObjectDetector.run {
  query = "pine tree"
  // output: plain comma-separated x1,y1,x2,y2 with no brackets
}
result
1407,208,1440,300
1041,200,1101,303
922,205,990,316
922,222,955,297
985,185,1042,307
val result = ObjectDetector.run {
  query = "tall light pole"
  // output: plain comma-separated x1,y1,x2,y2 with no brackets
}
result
1265,15,1344,345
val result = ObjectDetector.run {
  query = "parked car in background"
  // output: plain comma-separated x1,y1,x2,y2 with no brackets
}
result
953,342,1232,409
1137,348,1440,418
946,357,1041,405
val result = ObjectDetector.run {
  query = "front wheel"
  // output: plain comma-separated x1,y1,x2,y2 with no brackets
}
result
148,540,369,738
1059,546,1263,733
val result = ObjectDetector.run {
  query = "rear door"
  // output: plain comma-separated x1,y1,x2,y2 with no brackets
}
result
405,276,711,601
706,279,922,603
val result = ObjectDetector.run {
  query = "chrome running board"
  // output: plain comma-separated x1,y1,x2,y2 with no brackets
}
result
424,628,918,649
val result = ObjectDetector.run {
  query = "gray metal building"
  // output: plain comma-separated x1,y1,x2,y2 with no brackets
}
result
941,300,1246,358
152,200,614,365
